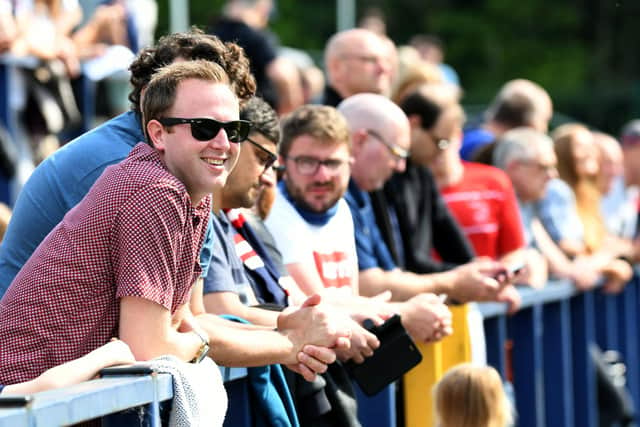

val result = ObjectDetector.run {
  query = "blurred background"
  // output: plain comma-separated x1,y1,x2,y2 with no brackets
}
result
158,0,640,135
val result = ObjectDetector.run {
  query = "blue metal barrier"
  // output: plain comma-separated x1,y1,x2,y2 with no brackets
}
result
2,278,637,426
479,277,640,427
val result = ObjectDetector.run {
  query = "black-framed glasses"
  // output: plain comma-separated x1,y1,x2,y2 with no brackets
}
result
157,117,252,143
246,136,277,174
286,155,349,176
366,129,409,160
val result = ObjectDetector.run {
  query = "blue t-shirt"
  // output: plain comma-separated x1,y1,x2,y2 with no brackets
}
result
0,111,214,296
344,180,396,271
203,213,254,305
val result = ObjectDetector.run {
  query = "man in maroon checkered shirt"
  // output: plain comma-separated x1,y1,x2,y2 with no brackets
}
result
0,60,351,386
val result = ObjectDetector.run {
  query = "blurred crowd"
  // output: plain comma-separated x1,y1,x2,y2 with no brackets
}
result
0,1,638,426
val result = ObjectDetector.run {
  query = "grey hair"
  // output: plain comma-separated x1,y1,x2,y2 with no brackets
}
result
493,127,553,169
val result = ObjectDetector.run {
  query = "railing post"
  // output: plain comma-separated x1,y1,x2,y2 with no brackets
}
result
618,277,639,408
484,316,507,376
356,383,396,427
542,300,574,426
510,304,546,427
570,291,598,427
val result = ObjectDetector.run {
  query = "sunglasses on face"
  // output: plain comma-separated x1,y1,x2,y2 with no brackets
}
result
157,117,252,143
246,136,278,173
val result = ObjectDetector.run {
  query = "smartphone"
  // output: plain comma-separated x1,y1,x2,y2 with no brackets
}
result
494,262,526,281
0,395,33,407
508,262,526,276
99,364,155,377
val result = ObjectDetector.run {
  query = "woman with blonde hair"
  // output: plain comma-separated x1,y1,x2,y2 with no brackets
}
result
434,363,513,427
539,123,632,292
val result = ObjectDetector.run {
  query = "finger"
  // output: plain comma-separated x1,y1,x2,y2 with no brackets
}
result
371,290,392,302
334,336,351,350
292,362,317,382
303,345,337,365
301,293,322,308
298,351,329,375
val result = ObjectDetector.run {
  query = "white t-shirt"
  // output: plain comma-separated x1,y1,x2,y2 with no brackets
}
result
265,185,358,290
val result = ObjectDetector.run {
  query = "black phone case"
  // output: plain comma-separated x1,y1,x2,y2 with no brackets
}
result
0,395,33,407
345,314,422,396
99,364,155,377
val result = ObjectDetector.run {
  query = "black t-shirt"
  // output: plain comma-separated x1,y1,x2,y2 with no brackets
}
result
209,17,278,107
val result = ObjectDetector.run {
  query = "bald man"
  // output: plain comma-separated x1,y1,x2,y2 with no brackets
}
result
322,28,394,106
462,78,554,162
339,93,511,309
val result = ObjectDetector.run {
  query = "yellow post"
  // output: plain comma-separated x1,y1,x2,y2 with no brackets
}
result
403,304,472,426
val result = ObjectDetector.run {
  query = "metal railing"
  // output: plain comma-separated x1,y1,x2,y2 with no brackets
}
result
1,278,637,426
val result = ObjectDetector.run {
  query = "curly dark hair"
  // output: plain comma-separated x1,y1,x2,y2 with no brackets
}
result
240,97,280,146
128,27,256,112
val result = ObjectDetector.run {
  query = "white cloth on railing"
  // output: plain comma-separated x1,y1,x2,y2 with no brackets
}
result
150,355,228,427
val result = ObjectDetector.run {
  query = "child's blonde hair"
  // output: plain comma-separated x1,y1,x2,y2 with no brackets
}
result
433,363,513,427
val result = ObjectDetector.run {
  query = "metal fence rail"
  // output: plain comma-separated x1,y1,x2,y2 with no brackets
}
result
1,278,637,426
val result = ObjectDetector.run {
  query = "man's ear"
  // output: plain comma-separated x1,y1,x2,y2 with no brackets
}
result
407,114,422,129
146,119,166,151
351,129,368,156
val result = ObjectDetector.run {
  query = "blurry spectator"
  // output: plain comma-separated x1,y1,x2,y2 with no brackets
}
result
357,6,386,36
277,46,325,104
1,339,135,395
548,124,633,291
403,85,543,289
208,0,303,115
339,93,511,310
433,363,514,427
409,34,460,87
465,79,553,162
620,119,640,197
322,28,394,105
492,127,621,292
594,131,638,240
391,57,445,105
377,84,475,276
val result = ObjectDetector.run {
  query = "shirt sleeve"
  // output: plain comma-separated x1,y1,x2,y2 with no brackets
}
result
202,216,239,295
538,179,584,244
110,182,189,311
346,192,396,271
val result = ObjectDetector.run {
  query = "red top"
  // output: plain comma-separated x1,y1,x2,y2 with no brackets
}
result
440,162,524,259
0,143,210,384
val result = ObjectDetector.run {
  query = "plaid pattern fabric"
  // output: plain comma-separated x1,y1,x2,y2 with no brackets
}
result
0,143,210,384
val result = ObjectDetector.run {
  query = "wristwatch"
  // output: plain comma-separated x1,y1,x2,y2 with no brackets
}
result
190,329,210,364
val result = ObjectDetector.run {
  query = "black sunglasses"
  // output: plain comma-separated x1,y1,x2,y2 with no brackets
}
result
157,117,252,143
246,136,278,172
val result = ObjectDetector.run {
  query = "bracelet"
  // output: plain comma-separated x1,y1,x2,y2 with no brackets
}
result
190,330,210,364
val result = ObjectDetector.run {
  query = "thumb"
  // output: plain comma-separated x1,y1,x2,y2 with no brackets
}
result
301,293,322,308
371,290,392,302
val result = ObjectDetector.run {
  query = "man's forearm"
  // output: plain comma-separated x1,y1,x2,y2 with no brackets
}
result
196,312,297,367
358,267,452,302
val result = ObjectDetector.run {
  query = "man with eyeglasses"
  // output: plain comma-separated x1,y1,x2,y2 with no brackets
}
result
202,96,289,325
492,127,600,289
0,59,352,388
339,93,520,315
401,85,536,291
322,28,394,106
0,30,257,296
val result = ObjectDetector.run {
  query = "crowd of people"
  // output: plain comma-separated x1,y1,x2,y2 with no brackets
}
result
0,0,638,426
